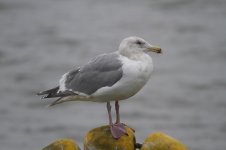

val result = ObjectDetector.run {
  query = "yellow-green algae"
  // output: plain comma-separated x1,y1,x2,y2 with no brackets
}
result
41,127,189,150
141,132,188,150
42,139,81,150
83,125,135,150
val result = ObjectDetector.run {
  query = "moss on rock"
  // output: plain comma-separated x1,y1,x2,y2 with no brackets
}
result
42,139,81,150
83,125,135,150
141,132,188,150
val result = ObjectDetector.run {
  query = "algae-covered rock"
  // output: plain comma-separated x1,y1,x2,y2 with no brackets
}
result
141,132,188,150
84,125,135,150
42,139,81,150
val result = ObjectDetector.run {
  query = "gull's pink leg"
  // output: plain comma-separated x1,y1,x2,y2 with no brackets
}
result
106,102,127,139
115,101,120,123
115,101,135,133
114,101,127,134
107,102,113,125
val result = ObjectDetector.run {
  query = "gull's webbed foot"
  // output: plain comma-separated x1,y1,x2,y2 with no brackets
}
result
110,123,128,139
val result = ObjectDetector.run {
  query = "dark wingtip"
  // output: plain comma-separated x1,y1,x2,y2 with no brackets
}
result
36,91,46,96
36,86,59,96
36,91,48,99
36,93,42,96
41,95,47,99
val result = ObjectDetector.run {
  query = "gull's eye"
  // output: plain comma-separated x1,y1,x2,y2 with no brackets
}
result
135,40,144,45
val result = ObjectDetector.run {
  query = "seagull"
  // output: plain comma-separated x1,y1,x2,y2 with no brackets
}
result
37,36,161,139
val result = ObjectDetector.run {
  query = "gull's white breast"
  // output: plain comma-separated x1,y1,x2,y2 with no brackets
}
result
92,53,153,102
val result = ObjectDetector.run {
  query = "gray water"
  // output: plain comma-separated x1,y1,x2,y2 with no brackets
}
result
0,0,226,149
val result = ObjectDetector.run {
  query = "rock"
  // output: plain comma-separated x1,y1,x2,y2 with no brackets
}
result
83,125,136,150
141,132,188,150
42,139,81,150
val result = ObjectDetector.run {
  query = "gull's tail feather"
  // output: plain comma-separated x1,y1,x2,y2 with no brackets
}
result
48,95,88,107
48,97,64,107
48,96,77,107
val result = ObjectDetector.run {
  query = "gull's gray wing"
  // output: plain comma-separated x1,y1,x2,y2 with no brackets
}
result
62,52,123,95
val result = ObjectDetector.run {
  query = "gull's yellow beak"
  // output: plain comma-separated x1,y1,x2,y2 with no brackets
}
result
147,45,162,53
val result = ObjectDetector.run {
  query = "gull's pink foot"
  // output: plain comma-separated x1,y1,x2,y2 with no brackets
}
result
110,123,128,139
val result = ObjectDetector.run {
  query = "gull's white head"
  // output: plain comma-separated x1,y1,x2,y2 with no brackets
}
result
118,36,161,57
